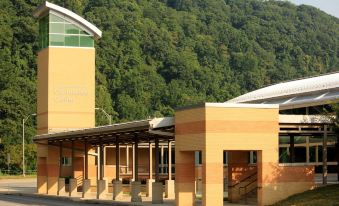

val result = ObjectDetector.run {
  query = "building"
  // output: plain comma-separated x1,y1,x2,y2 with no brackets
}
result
33,2,339,206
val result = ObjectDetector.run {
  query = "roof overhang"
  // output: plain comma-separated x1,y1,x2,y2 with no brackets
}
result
227,72,339,109
33,1,102,39
33,117,174,145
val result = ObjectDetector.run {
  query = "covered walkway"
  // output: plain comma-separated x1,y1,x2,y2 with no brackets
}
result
34,117,175,203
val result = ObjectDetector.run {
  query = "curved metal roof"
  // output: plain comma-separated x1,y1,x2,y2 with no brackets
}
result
33,1,102,39
227,72,339,109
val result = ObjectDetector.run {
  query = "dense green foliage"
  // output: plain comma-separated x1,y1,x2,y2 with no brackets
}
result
0,0,338,171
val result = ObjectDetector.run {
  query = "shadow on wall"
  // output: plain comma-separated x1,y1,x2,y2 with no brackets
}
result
260,161,315,204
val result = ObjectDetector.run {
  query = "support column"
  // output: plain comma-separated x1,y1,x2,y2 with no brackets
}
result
113,137,123,200
290,135,295,163
69,140,77,197
126,145,129,174
58,141,65,196
165,141,174,199
96,146,100,183
175,151,195,206
82,140,91,198
161,145,164,174
97,142,106,199
146,142,154,197
323,125,328,185
132,144,135,181
131,134,142,202
152,137,163,204
202,149,223,206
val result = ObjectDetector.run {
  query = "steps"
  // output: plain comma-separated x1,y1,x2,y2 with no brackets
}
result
237,189,257,205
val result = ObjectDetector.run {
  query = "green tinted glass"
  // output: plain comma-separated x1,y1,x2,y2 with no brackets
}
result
50,34,64,46
65,35,79,46
65,24,79,34
80,36,94,47
80,30,90,35
50,23,64,33
50,14,64,22
39,15,49,50
38,12,95,49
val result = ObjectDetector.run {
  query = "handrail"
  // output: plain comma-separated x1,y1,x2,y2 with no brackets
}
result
238,177,258,204
239,178,257,195
229,171,257,188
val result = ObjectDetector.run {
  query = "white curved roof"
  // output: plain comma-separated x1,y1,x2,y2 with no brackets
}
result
34,1,102,39
227,72,339,109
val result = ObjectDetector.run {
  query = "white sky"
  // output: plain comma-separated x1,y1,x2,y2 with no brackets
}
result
288,0,339,18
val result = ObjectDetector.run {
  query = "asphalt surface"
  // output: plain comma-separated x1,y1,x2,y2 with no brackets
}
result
0,194,101,206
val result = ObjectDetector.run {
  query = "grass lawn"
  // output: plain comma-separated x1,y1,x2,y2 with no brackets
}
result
0,175,36,180
273,184,339,206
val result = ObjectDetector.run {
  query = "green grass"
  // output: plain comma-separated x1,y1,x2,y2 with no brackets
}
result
0,175,36,179
273,184,339,206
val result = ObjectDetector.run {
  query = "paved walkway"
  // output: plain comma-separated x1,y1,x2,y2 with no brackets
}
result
0,175,338,206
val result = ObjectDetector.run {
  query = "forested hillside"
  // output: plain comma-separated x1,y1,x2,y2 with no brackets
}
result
0,0,338,172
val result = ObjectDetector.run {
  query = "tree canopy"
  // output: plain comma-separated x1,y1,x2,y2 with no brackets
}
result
0,0,338,172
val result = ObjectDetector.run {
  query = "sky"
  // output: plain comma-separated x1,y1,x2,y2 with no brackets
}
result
288,0,339,18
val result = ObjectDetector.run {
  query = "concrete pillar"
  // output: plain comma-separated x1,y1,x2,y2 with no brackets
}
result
152,182,163,204
155,138,160,181
153,137,163,203
116,138,120,181
69,178,77,197
161,145,164,174
147,142,154,197
257,149,281,206
165,141,174,199
168,141,172,180
146,179,155,197
131,181,142,202
149,142,153,180
97,179,106,199
84,140,88,179
71,140,75,178
131,135,142,202
37,146,47,194
82,179,91,198
113,180,123,200
57,178,65,196
100,144,104,180
202,149,223,206
175,151,195,206
165,180,175,199
59,141,62,178
132,144,135,181
126,145,129,174
103,147,106,180
97,146,100,182
47,145,59,195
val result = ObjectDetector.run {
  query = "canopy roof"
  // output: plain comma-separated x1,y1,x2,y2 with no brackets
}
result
227,72,339,109
33,1,102,39
34,117,174,146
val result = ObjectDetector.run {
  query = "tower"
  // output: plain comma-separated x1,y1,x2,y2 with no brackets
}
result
34,1,102,194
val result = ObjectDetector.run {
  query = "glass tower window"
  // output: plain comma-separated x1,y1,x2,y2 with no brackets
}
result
38,13,94,50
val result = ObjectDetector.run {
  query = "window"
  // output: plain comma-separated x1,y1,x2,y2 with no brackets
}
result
223,151,228,165
61,157,72,166
38,12,94,50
